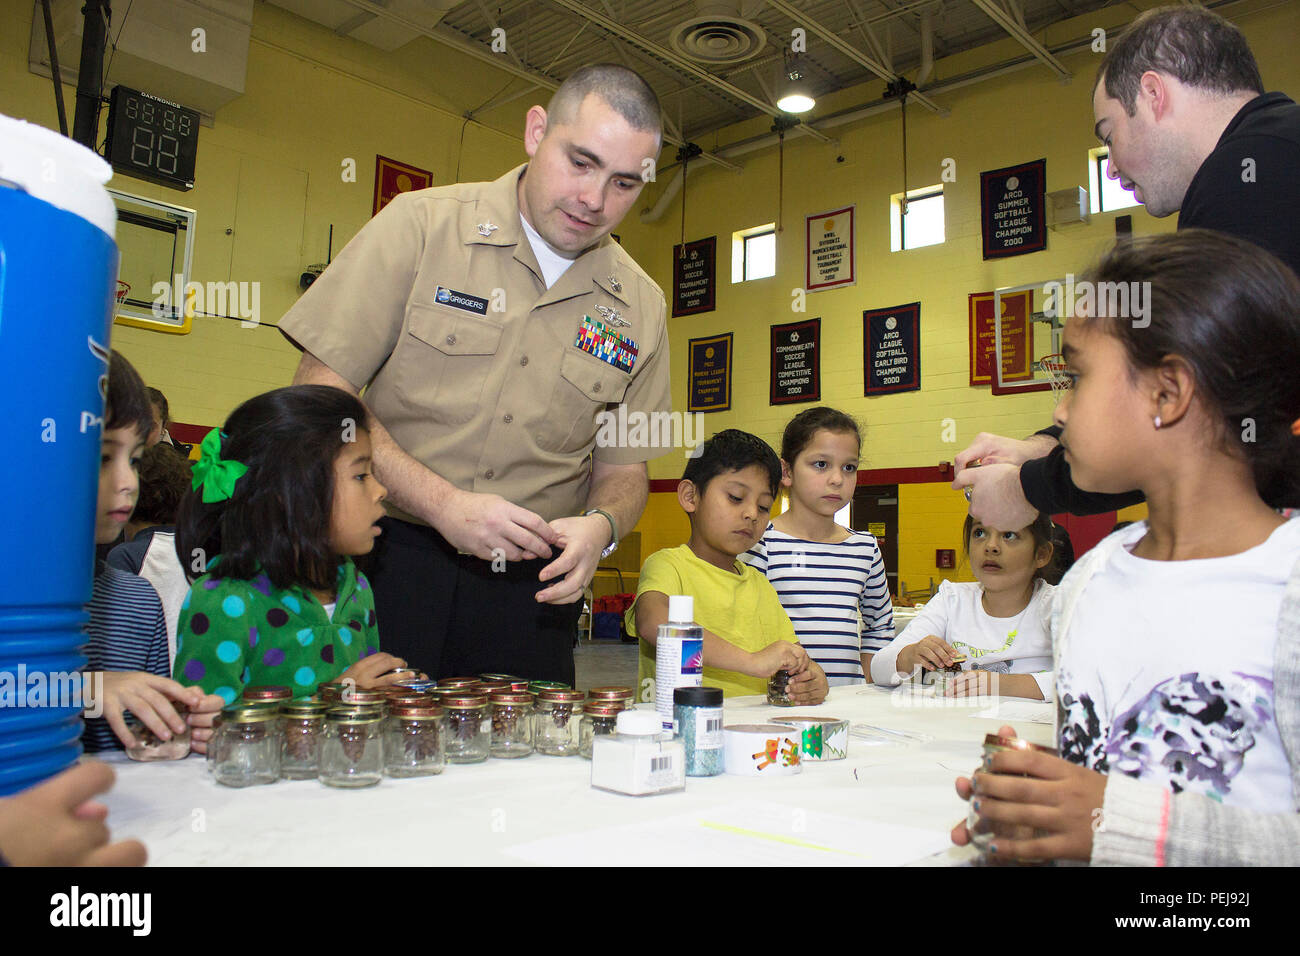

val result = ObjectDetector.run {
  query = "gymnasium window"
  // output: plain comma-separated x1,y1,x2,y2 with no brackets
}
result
889,185,944,251
1088,147,1141,214
731,224,776,282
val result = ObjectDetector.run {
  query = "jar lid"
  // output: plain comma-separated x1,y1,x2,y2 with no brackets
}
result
673,686,722,707
318,680,349,700
536,689,585,703
242,685,293,701
489,692,534,705
476,680,512,694
583,701,623,718
526,680,570,693
341,688,387,705
394,679,438,694
615,709,663,736
982,733,1058,756
479,673,522,683
220,704,280,723
389,704,444,719
438,677,481,688
587,686,634,700
326,707,383,724
384,692,435,707
280,699,329,718
441,693,489,709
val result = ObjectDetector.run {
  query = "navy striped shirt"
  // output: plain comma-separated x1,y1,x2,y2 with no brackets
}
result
743,524,894,685
83,562,170,752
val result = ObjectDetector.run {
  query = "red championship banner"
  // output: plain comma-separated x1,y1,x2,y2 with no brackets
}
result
968,289,1033,387
373,155,433,216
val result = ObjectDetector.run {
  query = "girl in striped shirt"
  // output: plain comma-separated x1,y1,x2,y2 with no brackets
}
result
743,407,893,685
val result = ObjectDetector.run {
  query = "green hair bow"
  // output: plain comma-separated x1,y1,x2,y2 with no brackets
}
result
192,429,248,503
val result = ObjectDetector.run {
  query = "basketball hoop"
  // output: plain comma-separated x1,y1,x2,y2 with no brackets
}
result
115,280,131,305
1039,352,1070,400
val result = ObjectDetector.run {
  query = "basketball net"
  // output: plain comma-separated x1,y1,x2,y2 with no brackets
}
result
1039,352,1070,401
115,280,131,304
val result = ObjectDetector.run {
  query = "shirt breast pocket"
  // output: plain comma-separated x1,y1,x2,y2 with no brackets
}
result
394,303,504,425
535,347,631,454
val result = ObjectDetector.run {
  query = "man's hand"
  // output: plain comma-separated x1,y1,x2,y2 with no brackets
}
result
952,462,1038,532
0,761,146,866
536,514,609,605
434,488,559,561
955,431,1056,471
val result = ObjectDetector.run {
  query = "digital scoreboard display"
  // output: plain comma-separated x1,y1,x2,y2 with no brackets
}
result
105,85,198,191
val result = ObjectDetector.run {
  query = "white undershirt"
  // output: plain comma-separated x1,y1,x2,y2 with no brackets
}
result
321,602,335,620
519,213,577,289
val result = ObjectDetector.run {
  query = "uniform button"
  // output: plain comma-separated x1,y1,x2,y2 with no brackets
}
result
519,356,529,366
593,382,602,393
485,469,495,480
446,334,457,346
503,414,513,424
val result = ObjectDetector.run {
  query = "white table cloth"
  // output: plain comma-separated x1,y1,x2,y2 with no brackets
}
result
97,685,1054,866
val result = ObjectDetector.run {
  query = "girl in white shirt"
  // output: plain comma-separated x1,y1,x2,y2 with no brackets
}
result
871,513,1056,699
955,230,1300,866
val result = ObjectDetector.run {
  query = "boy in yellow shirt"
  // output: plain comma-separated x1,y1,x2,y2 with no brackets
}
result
627,429,829,703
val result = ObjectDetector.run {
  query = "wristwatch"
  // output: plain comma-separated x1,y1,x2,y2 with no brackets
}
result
583,508,619,559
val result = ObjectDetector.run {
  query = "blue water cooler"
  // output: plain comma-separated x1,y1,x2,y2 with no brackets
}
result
0,115,119,795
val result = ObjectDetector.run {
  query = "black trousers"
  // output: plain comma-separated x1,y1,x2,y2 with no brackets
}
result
364,517,580,685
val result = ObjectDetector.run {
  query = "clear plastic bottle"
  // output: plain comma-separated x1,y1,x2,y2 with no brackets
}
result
654,595,703,731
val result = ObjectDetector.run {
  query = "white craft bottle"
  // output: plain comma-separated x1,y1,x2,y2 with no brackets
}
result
654,595,704,731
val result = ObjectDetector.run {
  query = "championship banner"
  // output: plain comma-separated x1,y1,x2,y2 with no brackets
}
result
863,302,920,397
373,155,433,216
980,159,1046,259
968,289,1033,387
672,236,717,317
770,318,820,405
688,333,733,412
805,205,855,292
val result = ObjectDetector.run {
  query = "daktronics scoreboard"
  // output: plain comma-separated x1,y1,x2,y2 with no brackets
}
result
105,85,199,191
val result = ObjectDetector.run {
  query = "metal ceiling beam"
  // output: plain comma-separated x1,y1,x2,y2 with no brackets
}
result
330,0,740,171
542,0,832,143
969,0,1071,79
764,0,945,113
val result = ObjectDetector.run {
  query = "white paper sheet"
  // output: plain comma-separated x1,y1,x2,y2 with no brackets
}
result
502,800,951,867
972,700,1055,725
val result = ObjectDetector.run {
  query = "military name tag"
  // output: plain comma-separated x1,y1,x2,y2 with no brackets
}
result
435,285,489,316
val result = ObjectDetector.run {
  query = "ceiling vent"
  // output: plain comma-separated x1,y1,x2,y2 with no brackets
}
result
669,1,766,65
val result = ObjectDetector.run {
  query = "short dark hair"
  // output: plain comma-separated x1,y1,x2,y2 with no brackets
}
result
133,444,192,526
175,385,371,591
105,350,153,439
962,512,1056,584
145,387,170,426
780,406,862,464
683,429,781,498
1096,6,1263,114
547,63,662,140
1077,229,1300,510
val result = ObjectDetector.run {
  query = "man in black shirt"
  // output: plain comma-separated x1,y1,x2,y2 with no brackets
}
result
957,5,1300,527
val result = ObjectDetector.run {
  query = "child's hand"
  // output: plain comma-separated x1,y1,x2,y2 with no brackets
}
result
185,693,227,755
0,761,146,866
96,671,205,749
786,661,829,705
944,669,998,698
951,725,1107,863
749,641,809,678
338,652,412,690
896,635,960,676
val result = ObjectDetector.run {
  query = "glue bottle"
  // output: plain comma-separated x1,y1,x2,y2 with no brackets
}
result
654,595,703,731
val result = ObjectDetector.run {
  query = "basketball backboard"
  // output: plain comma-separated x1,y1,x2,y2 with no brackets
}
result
991,278,1065,396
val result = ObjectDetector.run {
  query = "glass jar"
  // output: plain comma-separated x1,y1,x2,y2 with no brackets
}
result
318,680,348,706
124,701,191,761
242,685,292,703
967,734,1059,857
587,686,635,709
280,698,328,779
383,704,445,777
213,704,282,787
767,670,795,706
579,701,622,759
673,686,724,777
342,687,387,710
442,693,490,764
490,692,534,758
320,708,384,788
533,689,585,756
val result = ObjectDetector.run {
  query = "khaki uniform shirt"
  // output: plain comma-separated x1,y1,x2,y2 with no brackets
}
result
279,164,671,524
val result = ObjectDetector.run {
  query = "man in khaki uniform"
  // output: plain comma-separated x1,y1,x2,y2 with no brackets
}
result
280,65,669,682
